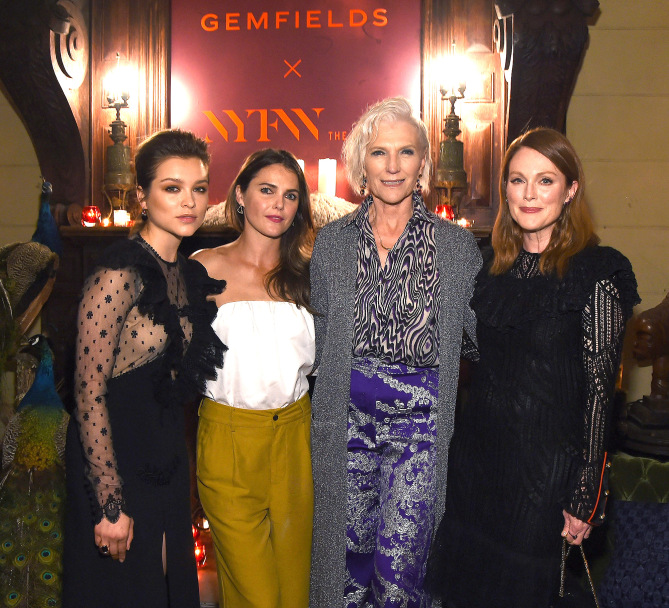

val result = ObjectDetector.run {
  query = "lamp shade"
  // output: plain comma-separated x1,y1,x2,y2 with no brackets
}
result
103,54,131,107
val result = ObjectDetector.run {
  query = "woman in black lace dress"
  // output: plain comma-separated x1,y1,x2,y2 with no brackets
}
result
427,128,639,608
63,130,225,607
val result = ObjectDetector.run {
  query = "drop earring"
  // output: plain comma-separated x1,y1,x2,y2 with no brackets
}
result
236,204,245,215
141,208,148,221
360,176,367,196
415,175,423,197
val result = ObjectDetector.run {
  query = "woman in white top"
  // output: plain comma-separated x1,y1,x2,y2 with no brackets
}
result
191,149,315,608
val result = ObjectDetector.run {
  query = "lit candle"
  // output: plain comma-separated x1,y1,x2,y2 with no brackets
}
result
113,209,131,227
101,217,112,227
435,204,454,221
456,217,472,228
81,205,101,227
318,158,337,197
194,541,206,567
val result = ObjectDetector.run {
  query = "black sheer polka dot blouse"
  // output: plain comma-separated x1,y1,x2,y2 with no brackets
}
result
72,234,225,523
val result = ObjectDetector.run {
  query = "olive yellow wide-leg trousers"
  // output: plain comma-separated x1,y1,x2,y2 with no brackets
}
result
197,393,313,608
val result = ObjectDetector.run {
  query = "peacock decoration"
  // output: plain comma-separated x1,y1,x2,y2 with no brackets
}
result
31,181,62,258
0,335,69,608
0,178,59,380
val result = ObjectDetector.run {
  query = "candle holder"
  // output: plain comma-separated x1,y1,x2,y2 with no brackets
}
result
103,185,135,226
192,524,207,567
455,217,474,228
81,205,101,227
435,204,455,221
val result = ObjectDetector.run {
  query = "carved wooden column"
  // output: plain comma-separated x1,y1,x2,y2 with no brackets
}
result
0,0,90,210
494,0,599,143
422,0,505,228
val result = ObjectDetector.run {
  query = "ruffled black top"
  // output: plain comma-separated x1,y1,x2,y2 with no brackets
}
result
73,235,226,522
471,245,639,520
473,245,639,330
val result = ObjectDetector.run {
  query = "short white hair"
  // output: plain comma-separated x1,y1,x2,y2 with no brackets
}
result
342,96,432,196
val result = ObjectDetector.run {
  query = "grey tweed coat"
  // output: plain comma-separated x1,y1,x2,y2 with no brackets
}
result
308,209,482,607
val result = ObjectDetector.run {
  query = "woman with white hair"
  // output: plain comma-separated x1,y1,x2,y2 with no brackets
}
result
309,97,482,607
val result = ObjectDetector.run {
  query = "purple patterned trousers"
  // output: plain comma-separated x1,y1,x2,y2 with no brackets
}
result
346,357,438,608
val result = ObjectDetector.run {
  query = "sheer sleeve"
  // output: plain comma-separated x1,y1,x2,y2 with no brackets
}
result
73,265,142,523
567,278,626,522
461,331,480,362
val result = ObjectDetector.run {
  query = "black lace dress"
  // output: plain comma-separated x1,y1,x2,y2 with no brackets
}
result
63,236,225,608
427,246,639,608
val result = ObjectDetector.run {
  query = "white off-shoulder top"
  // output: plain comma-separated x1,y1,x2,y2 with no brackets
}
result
204,300,315,409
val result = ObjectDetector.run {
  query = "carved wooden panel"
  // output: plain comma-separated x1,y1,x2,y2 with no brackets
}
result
0,0,90,210
493,1,599,143
463,123,494,209
460,51,501,214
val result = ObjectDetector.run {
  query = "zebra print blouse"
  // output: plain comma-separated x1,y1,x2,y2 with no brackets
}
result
351,193,440,367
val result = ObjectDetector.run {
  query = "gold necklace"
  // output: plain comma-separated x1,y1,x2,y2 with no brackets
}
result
377,234,395,251
370,207,397,252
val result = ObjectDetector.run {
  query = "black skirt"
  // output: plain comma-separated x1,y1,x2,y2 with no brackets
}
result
62,358,199,608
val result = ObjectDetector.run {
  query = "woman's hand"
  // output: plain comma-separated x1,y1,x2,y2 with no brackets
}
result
94,513,134,562
561,510,592,546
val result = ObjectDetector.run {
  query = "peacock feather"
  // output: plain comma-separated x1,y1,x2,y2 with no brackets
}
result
0,335,68,608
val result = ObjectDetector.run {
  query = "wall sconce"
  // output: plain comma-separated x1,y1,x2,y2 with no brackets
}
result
103,52,135,226
435,47,468,221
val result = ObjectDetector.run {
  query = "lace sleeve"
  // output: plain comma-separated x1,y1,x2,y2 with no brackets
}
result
567,278,626,522
73,265,141,523
461,331,480,362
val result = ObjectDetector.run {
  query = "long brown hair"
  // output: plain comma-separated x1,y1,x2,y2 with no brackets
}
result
491,127,599,278
225,149,314,310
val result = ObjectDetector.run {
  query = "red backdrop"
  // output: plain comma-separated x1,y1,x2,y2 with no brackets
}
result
170,1,421,203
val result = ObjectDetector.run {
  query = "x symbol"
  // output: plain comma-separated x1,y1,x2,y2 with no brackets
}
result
284,59,302,78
